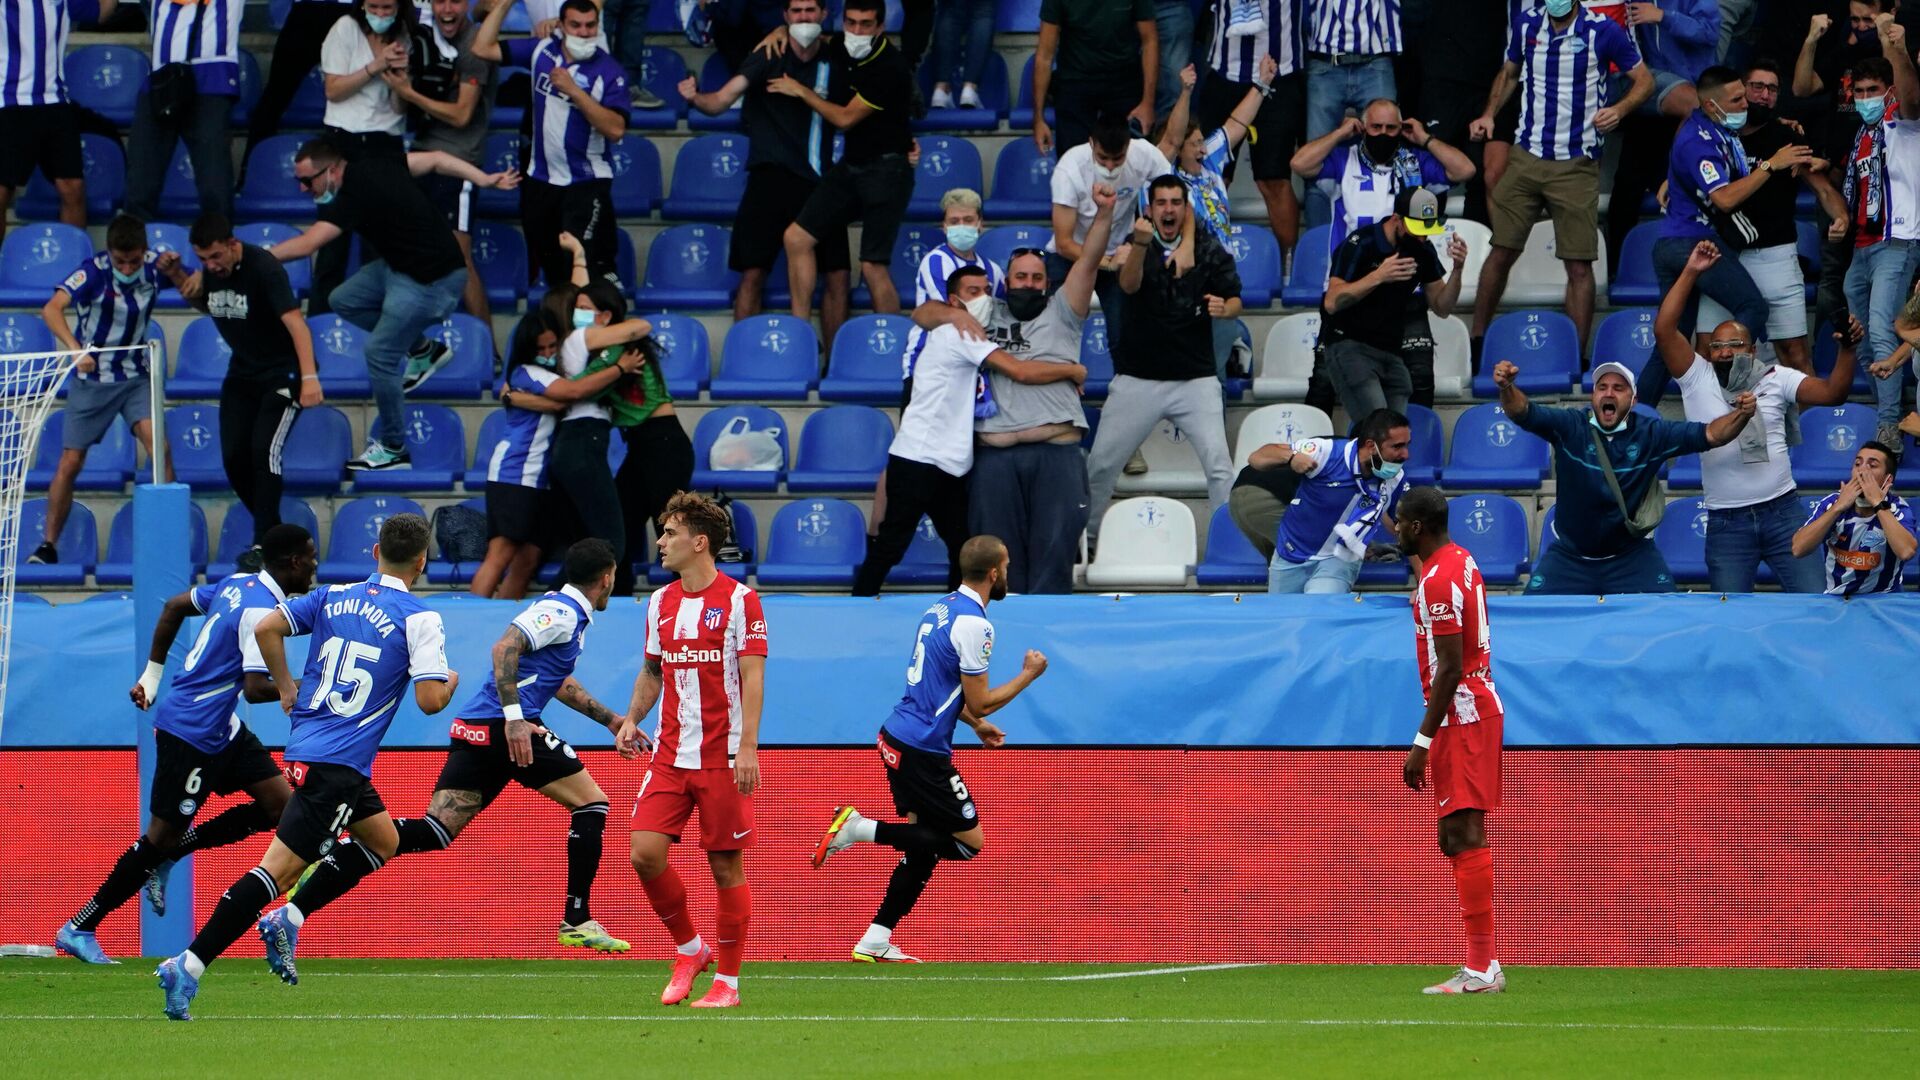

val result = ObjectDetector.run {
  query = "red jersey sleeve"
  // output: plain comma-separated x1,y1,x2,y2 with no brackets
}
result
644,587,664,660
1419,564,1464,636
737,587,769,658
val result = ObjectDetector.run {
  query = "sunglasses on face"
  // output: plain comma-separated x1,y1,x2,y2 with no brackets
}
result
1707,340,1751,350
294,166,329,190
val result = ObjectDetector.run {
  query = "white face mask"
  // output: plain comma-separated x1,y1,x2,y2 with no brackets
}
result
963,294,996,325
844,31,875,59
1092,163,1122,184
564,34,597,61
789,20,823,48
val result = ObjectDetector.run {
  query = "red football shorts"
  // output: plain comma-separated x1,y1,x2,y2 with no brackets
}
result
630,761,756,850
1430,713,1503,818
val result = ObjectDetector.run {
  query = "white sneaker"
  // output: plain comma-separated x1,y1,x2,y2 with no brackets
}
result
852,940,922,963
930,85,954,109
958,84,983,109
1422,965,1505,995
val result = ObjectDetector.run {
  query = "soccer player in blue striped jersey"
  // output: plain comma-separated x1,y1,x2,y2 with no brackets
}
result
812,535,1049,962
54,525,317,966
254,540,644,975
1792,441,1918,595
158,515,456,1021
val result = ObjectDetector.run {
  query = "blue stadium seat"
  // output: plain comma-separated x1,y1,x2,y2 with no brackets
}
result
1404,402,1443,486
887,515,952,585
20,134,123,220
629,46,690,128
0,313,56,363
165,404,227,488
610,136,664,216
787,405,893,491
1793,404,1878,488
235,135,311,220
648,501,759,584
710,315,818,399
229,48,263,125
280,405,352,492
637,224,739,308
663,134,751,220
1449,493,1532,584
998,0,1042,31
1080,313,1115,398
983,139,1056,220
886,224,945,307
1358,554,1411,587
27,412,134,490
916,53,1009,131
309,314,371,397
470,221,528,309
412,314,493,399
158,144,206,222
465,409,509,490
14,498,96,586
1281,224,1332,308
145,221,200,309
690,405,789,492
283,67,330,128
209,496,322,579
169,318,232,398
319,496,426,582
755,498,867,586
687,53,743,132
1583,308,1657,390
234,222,312,296
642,312,712,398
1475,310,1580,396
1008,53,1053,128
1538,503,1559,551
1195,503,1266,587
64,45,145,125
353,405,465,492
0,223,92,305
973,222,1052,272
1654,496,1712,584
1224,224,1281,308
1610,220,1662,305
83,591,130,603
476,133,525,217
1438,403,1551,490
428,496,488,585
821,314,913,402
909,137,986,218
98,501,209,585
15,592,52,605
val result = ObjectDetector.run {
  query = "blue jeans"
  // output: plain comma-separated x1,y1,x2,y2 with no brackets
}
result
600,0,652,85
1525,538,1676,594
330,261,468,451
1268,554,1362,594
1705,491,1825,593
932,0,996,89
1303,56,1396,227
1153,0,1195,120
1843,237,1919,427
1639,234,1770,406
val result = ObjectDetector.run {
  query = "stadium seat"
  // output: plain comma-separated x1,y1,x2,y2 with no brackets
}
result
787,405,894,491
470,221,529,309
64,45,145,125
476,133,525,217
889,225,945,306
428,496,489,585
973,223,1053,273
1114,419,1212,495
886,515,953,585
1474,310,1580,396
1426,219,1490,308
663,134,751,220
464,409,509,491
283,67,330,128
234,222,312,296
1432,313,1473,400
169,318,232,398
236,136,313,220
20,134,124,220
229,48,263,125
710,315,818,399
1281,224,1333,308
144,221,200,309
280,405,352,492
412,314,493,399
1224,224,1281,308
1438,403,1551,490
1253,311,1320,400
352,405,465,492
1403,403,1443,487
1079,313,1115,398
13,498,96,586
97,501,210,585
1538,503,1559,555
1810,323,1875,395
83,591,130,603
1506,220,1607,304
1793,404,1878,488
983,139,1055,220
908,137,986,218
687,53,743,132
820,314,913,401
628,46,689,128
165,404,228,488
637,224,739,309
916,53,1009,131
755,498,867,586
209,496,322,579
1609,220,1662,306
26,412,134,491
1085,497,1195,588
0,315,56,375
0,223,92,305
689,405,789,492
1008,53,1054,127
640,312,712,398
1231,403,1335,471
158,145,205,222
1584,308,1657,390
308,315,371,397
1448,493,1531,584
609,136,664,217
319,496,427,582
1195,503,1266,587
15,592,51,605
647,501,760,585
1654,496,1712,584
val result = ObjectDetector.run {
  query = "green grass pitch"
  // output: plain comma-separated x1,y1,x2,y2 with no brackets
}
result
3,960,1915,1077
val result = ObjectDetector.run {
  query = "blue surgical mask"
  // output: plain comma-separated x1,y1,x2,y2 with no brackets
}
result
112,267,143,285
1589,411,1629,435
1543,0,1574,17
313,188,336,206
1857,95,1888,124
365,12,395,33
573,308,597,329
1369,451,1402,481
945,225,979,252
1720,109,1748,131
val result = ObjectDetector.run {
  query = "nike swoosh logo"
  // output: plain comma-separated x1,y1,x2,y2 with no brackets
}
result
1438,798,1450,807
732,830,752,839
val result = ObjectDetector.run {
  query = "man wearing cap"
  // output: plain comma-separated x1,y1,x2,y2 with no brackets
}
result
1490,355,1757,594
1319,187,1468,425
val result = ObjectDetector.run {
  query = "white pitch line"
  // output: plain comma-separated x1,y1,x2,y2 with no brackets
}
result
1046,963,1266,981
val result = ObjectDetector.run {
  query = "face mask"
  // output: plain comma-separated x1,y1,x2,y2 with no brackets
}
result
1589,410,1629,435
1857,95,1888,124
1856,493,1878,512
1363,133,1399,164
844,31,875,59
313,187,336,206
1370,452,1402,481
1543,0,1574,17
564,34,597,61
365,12,395,33
573,308,598,329
1004,287,1047,321
962,294,996,325
944,224,979,252
113,267,143,286
1092,163,1122,184
1719,109,1748,132
1748,103,1775,128
789,20,822,48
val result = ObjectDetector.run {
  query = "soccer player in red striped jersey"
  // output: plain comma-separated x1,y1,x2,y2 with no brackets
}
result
1395,487,1507,995
616,492,767,1010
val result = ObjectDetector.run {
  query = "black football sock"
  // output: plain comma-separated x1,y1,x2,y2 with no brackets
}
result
175,802,278,855
872,820,948,856
285,841,385,919
71,837,173,931
186,866,279,967
564,802,609,926
872,848,939,931
395,815,453,855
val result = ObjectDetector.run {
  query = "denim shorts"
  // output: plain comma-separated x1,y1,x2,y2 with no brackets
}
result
1696,242,1807,341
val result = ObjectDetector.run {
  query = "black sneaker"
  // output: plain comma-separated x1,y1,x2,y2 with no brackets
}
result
236,545,264,573
347,444,412,471
630,84,665,110
26,540,58,564
401,339,454,394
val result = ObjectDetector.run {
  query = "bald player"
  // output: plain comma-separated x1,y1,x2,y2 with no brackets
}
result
810,535,1049,963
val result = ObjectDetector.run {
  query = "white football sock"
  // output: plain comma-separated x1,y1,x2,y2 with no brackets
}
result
859,923,892,947
713,973,738,989
283,904,306,927
847,817,877,844
677,934,706,957
181,950,206,979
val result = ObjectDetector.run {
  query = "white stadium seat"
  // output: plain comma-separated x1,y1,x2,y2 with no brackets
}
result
1254,311,1321,401
1431,313,1473,401
1504,220,1609,305
1232,403,1335,472
1113,418,1212,495
1085,497,1196,588
1427,218,1491,309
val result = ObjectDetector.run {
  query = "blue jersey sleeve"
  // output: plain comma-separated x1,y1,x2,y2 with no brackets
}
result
1418,149,1449,188
1595,16,1643,70
1646,416,1715,458
188,582,220,614
1317,144,1349,184
1511,402,1583,445
1806,493,1840,527
278,589,328,637
58,258,106,307
1505,11,1529,64
502,37,537,69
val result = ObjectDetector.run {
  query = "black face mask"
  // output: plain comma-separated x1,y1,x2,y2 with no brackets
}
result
1747,103,1775,128
1364,132,1400,165
1004,287,1047,321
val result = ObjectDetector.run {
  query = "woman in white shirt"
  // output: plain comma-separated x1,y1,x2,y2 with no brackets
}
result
319,0,413,158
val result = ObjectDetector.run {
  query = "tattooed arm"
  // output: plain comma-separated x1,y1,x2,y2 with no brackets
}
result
492,625,546,768
557,676,635,740
616,656,663,760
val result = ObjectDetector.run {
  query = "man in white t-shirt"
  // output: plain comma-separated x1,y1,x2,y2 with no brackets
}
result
1656,242,1861,592
1048,115,1173,338
852,266,1090,596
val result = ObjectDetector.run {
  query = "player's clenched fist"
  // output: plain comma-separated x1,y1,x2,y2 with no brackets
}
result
1022,649,1049,677
1403,744,1428,790
1491,360,1520,390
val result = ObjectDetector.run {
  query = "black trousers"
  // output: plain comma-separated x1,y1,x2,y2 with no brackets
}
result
967,441,1088,594
522,177,618,291
1401,295,1436,410
218,377,299,544
1052,75,1139,157
613,414,695,596
550,419,625,578
243,3,354,156
1605,112,1678,279
853,454,970,596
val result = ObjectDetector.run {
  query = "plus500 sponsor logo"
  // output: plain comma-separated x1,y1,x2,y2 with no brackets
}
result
663,647,724,664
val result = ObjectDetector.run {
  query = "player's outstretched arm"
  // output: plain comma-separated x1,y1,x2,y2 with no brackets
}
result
960,649,1049,720
616,657,664,758
1404,633,1463,791
557,677,632,740
734,655,765,795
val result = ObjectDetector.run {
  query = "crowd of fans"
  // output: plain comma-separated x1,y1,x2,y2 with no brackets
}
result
6,0,1918,600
